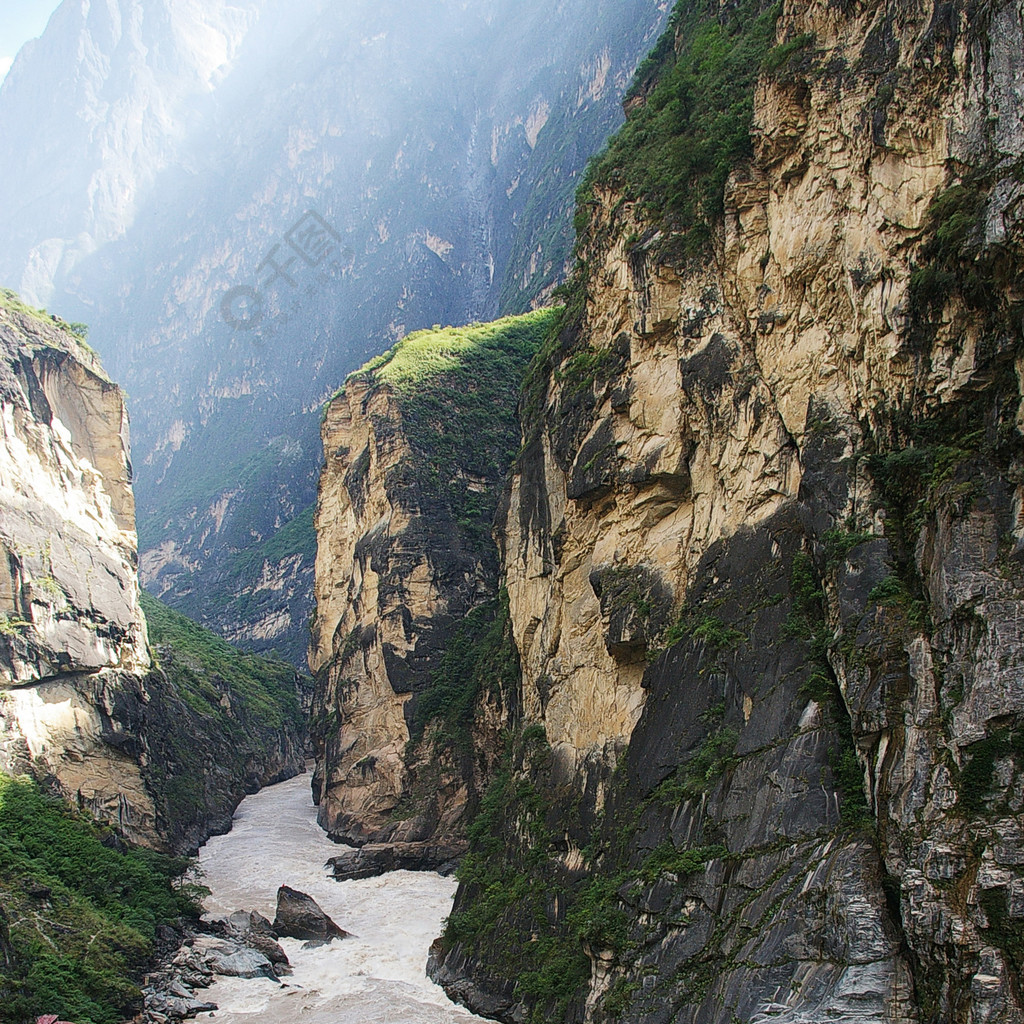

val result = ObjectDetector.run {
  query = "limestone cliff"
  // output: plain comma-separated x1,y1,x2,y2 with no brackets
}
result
0,292,305,853
310,313,551,861
426,0,1024,1021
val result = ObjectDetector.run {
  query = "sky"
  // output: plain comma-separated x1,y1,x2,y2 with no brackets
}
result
0,0,63,80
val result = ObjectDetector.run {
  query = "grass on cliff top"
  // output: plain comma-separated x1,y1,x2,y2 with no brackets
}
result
0,287,93,347
347,310,556,396
141,590,304,733
0,771,202,1024
577,0,782,259
342,309,558,547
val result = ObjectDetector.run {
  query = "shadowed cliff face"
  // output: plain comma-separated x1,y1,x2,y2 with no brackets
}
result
0,294,306,854
424,0,1024,1020
0,0,670,667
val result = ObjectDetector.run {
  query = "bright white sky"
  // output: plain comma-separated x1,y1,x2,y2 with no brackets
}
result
0,0,63,80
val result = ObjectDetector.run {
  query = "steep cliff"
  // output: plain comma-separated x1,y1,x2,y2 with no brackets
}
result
0,291,305,854
138,592,308,853
424,0,1024,1021
310,312,552,864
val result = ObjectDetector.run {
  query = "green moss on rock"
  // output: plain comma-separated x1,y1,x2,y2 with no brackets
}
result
579,0,782,259
346,310,557,551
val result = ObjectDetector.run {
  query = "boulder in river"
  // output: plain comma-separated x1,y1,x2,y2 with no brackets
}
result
204,943,277,979
225,910,290,968
272,885,351,941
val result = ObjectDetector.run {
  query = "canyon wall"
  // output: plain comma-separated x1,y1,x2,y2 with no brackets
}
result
429,0,1024,1019
0,0,670,668
0,294,306,853
310,313,552,866
308,0,1024,1019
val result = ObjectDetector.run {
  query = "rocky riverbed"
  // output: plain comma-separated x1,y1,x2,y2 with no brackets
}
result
141,771,485,1024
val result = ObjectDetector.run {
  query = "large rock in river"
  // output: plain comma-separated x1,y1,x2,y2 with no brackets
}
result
272,886,350,941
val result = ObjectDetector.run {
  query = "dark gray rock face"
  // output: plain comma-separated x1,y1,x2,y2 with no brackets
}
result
328,841,463,881
272,886,350,942
428,940,519,1023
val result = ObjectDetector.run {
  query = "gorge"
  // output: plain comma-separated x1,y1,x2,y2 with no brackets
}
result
1,0,1024,1021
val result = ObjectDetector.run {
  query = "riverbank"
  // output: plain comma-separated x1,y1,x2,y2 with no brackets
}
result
143,772,485,1024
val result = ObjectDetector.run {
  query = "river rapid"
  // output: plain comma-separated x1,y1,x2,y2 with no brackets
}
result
193,772,485,1024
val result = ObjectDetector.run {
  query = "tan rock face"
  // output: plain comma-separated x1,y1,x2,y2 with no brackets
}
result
506,0,1014,762
491,0,1024,1018
310,378,499,842
310,313,550,849
310,381,411,839
0,303,157,842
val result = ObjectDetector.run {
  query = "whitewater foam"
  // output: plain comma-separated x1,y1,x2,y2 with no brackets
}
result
194,772,484,1023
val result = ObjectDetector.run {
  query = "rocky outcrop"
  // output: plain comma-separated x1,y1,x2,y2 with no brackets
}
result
425,0,1024,1021
0,296,161,841
141,914,291,1022
309,314,549,852
0,294,305,853
328,840,463,881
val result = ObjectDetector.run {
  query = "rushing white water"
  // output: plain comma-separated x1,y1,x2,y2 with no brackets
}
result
193,772,486,1024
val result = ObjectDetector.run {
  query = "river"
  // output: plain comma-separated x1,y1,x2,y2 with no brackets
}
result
193,771,485,1024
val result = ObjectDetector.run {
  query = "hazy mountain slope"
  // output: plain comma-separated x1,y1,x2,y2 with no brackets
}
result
0,0,669,665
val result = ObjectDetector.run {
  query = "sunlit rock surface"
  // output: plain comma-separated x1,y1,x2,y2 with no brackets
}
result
0,296,306,852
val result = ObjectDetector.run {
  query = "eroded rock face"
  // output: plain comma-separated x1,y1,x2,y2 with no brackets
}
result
0,303,160,840
309,317,542,851
310,379,432,842
0,302,306,852
432,0,1024,1021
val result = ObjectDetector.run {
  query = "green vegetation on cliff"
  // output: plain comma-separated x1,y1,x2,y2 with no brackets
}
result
578,0,782,258
412,590,520,752
347,310,557,548
142,590,303,733
0,288,93,347
0,772,201,1024
443,728,592,1022
140,591,306,845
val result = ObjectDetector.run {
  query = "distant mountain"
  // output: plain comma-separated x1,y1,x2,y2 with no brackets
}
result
0,0,669,665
